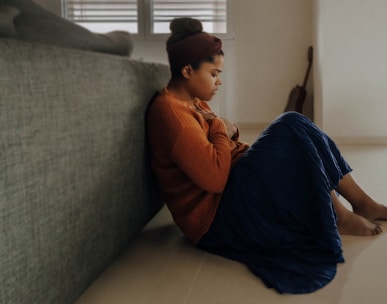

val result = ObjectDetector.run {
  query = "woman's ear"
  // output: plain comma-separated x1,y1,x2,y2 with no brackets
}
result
181,65,193,79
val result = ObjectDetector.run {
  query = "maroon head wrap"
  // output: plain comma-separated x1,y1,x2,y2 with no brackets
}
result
167,32,222,69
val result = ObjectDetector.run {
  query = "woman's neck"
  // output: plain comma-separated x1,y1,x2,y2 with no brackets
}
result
167,80,194,102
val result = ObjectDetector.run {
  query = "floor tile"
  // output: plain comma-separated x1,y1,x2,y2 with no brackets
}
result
75,225,204,304
76,142,387,304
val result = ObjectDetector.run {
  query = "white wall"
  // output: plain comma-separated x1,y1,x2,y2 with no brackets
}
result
131,0,314,124
227,0,313,124
35,0,314,124
315,0,387,140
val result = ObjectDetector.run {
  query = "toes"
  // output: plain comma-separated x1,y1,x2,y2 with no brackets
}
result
373,223,383,235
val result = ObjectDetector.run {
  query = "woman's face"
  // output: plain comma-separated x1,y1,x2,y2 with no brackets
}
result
185,54,224,101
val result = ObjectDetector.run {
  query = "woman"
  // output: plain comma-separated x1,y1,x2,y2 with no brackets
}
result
146,17,387,294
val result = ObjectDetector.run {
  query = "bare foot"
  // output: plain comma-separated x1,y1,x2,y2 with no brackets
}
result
337,211,382,236
352,199,387,221
335,174,387,221
331,187,383,236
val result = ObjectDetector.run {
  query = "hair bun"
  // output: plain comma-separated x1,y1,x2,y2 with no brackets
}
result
167,18,203,44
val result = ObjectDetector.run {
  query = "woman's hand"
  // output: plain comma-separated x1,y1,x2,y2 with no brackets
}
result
193,105,217,121
193,104,238,139
221,117,238,139
198,109,217,121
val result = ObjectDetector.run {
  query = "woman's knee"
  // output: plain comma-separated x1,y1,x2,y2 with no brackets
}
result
274,112,310,127
281,111,305,121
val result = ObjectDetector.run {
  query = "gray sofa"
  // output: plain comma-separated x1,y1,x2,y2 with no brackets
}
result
0,38,169,304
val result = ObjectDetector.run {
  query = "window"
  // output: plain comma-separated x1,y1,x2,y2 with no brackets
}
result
62,0,138,33
151,0,227,34
62,0,231,38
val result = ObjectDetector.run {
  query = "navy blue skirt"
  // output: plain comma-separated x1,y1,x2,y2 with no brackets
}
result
198,112,351,294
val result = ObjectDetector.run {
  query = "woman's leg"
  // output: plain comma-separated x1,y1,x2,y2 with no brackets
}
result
331,190,382,236
336,173,387,221
274,112,385,236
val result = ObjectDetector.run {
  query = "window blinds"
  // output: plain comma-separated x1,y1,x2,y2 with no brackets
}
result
152,0,227,33
62,0,227,34
63,0,138,23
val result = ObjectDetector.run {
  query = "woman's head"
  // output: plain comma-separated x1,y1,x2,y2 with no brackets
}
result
166,18,224,101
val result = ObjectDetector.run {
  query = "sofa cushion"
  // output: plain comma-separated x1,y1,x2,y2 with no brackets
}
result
1,0,134,56
0,38,169,304
0,4,20,37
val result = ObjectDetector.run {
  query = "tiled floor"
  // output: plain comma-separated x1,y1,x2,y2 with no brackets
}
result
75,129,387,304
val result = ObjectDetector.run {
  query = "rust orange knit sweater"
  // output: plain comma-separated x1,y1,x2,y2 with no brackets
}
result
147,88,249,244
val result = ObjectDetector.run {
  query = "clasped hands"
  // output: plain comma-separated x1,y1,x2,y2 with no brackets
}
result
194,107,238,140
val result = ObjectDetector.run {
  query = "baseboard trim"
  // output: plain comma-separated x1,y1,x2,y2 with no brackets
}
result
237,122,268,131
238,123,387,145
332,136,387,145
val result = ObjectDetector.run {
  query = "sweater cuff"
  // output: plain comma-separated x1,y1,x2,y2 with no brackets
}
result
208,117,227,135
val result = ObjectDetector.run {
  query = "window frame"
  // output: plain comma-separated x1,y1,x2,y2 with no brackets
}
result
61,0,234,41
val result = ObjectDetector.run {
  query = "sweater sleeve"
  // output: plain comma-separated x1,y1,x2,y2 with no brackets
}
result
170,117,232,193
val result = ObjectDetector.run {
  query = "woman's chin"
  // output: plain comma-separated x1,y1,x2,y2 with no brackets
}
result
208,92,217,101
198,91,217,101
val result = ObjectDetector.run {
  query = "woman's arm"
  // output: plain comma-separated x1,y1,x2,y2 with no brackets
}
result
170,116,232,193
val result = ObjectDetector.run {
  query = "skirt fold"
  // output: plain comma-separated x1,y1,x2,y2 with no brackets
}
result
198,112,349,294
